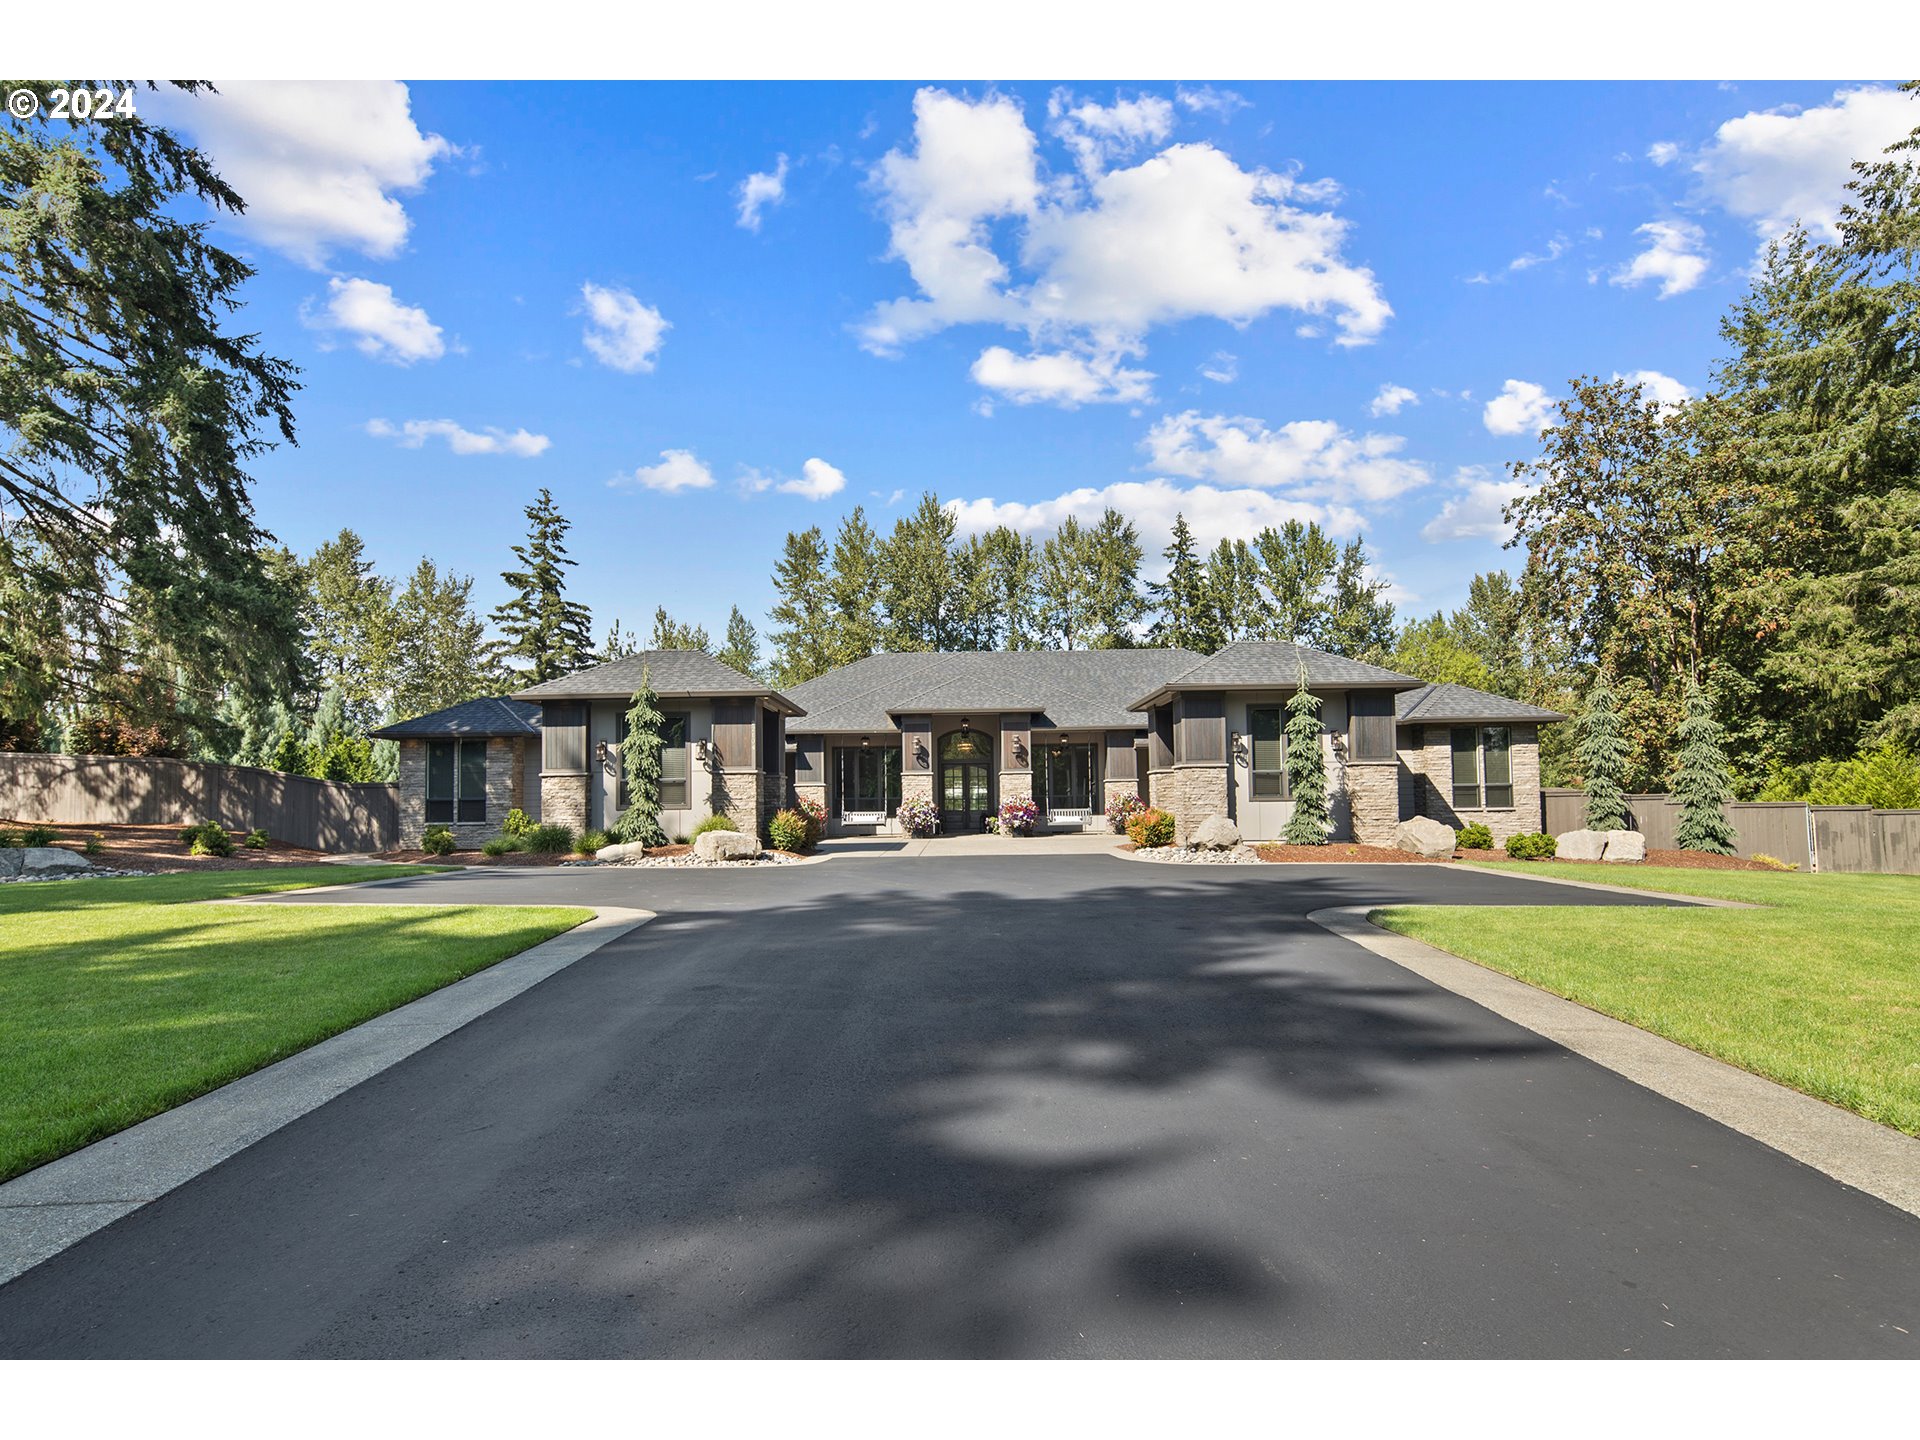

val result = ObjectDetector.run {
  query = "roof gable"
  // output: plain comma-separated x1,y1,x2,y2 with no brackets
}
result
370,696,542,740
1395,681,1566,724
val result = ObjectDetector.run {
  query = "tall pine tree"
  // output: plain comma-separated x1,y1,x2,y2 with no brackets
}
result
718,606,763,679
1671,674,1740,854
490,489,593,683
1578,672,1631,831
768,526,836,686
1148,513,1216,652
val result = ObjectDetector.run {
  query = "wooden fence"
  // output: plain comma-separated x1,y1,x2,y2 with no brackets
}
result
1540,789,1920,874
0,752,399,854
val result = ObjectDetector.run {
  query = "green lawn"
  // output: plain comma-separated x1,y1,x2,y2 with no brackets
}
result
0,867,592,1182
1372,865,1920,1135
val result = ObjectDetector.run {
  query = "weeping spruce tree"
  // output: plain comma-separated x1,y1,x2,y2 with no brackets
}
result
612,668,666,847
1672,675,1740,855
1579,673,1631,831
1283,664,1330,844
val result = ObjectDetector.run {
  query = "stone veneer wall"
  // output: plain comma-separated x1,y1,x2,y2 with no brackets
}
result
540,769,589,835
1000,770,1032,805
396,736,524,849
1345,761,1400,846
1406,723,1542,843
712,766,764,839
1148,764,1230,844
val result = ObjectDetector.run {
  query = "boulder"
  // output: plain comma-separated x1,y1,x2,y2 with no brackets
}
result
1601,829,1646,863
22,846,90,874
1555,829,1608,862
595,841,645,862
1394,815,1458,859
0,847,22,878
694,830,763,863
1188,815,1241,851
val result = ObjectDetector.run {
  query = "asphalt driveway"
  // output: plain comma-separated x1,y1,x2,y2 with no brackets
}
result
1,858,1914,1357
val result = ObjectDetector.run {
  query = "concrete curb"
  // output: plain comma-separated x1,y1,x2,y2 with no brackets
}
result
0,903,653,1288
1448,861,1761,907
1308,904,1920,1221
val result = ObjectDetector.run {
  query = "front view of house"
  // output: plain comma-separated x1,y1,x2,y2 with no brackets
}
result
377,642,1560,848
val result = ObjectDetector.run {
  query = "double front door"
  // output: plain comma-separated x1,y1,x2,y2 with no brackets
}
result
939,729,994,833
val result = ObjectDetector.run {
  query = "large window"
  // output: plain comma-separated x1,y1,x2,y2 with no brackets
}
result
1450,726,1514,810
836,745,901,816
1249,706,1288,799
1349,690,1396,761
617,712,690,809
1036,743,1096,815
426,739,489,823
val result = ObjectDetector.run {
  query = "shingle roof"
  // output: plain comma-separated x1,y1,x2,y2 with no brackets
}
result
512,650,803,714
785,649,1208,734
1127,640,1425,710
370,696,543,740
1395,682,1567,724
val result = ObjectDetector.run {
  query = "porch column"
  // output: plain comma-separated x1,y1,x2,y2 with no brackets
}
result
999,713,1032,806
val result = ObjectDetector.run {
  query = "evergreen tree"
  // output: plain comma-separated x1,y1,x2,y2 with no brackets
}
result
826,507,884,666
718,606,763,679
1578,672,1631,830
768,526,836,686
596,618,641,662
650,606,711,653
1085,507,1146,648
489,489,594,683
1323,538,1397,663
1671,674,1740,854
1282,664,1329,844
879,493,957,650
389,559,494,718
304,683,349,766
269,728,310,776
304,529,397,729
612,670,666,846
1147,513,1216,652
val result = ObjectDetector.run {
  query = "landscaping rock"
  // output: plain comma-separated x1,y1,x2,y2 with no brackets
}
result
1601,829,1647,863
0,847,21,879
693,830,763,862
595,841,645,862
1555,828,1608,862
1394,815,1457,858
1188,815,1241,850
22,845,90,874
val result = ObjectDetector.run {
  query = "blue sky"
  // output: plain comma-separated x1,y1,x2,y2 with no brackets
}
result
145,78,1916,644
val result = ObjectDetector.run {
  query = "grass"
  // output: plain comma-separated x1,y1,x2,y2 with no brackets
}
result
1372,864,1920,1135
0,866,592,1182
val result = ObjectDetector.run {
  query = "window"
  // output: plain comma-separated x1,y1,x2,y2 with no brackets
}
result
1349,690,1396,761
836,745,900,816
426,739,489,824
1249,706,1288,799
1451,725,1514,810
616,712,691,810
1036,743,1096,814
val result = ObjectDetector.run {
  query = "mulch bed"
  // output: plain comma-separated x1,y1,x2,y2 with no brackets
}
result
1255,843,1449,863
1456,845,1776,871
375,848,577,867
0,821,335,874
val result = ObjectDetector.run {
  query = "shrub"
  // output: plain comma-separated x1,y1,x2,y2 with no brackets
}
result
767,809,811,853
0,831,17,847
795,794,828,848
179,820,233,857
998,797,1040,837
1127,807,1176,848
1758,741,1920,810
576,827,611,856
690,814,738,839
1752,852,1800,871
897,794,941,837
244,828,269,850
523,823,574,854
1455,821,1494,851
1105,792,1148,834
501,807,536,838
481,836,517,858
420,824,457,856
1504,831,1557,861
21,823,56,847
84,832,106,856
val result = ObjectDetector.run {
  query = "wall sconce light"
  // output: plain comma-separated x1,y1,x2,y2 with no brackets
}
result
861,735,871,749
595,739,610,766
960,717,971,735
694,738,710,764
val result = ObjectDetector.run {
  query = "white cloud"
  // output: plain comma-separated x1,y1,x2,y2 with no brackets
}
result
304,277,445,364
1482,380,1556,437
1611,219,1710,298
970,345,1154,407
1508,235,1569,271
1614,369,1694,408
947,478,1356,554
1048,89,1176,176
147,81,452,268
1647,140,1681,167
1421,466,1530,543
1176,85,1249,121
1142,411,1431,505
1689,84,1919,243
613,449,714,493
1200,351,1237,384
1369,383,1418,417
580,283,670,373
778,458,848,501
364,418,548,457
736,154,789,231
859,87,1390,397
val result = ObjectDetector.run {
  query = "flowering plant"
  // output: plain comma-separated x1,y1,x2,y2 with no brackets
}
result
1105,792,1148,834
795,793,828,847
897,794,941,837
998,797,1040,836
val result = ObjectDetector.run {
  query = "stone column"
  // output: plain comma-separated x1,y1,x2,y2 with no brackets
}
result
1159,765,1231,845
540,771,589,833
1346,761,1400,845
396,740,427,846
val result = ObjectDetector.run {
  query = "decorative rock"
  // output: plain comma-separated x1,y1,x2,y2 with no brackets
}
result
1394,815,1458,859
693,830,763,862
0,847,22,879
1601,829,1646,863
1555,829,1608,862
22,846,91,874
1188,815,1242,851
595,841,645,862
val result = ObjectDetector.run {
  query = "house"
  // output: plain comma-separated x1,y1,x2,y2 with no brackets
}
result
373,642,1561,848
